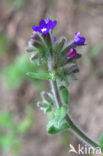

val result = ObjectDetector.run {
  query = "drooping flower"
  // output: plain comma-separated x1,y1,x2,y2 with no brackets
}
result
32,18,57,35
67,48,79,59
73,32,86,46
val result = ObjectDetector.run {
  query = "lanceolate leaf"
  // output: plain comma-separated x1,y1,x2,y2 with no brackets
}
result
47,120,69,134
59,86,69,104
26,72,52,80
54,106,67,127
47,106,69,134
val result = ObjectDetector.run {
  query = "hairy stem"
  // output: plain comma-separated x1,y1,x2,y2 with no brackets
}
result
48,60,99,149
48,58,62,108
49,79,62,108
66,114,99,148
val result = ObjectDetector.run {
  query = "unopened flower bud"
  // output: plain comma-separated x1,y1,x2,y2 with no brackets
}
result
30,53,38,63
41,91,54,104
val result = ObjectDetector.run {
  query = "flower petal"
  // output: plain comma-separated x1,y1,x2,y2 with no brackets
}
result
73,32,86,46
45,18,51,24
52,20,57,29
39,19,46,27
67,48,79,58
32,26,41,32
32,18,57,35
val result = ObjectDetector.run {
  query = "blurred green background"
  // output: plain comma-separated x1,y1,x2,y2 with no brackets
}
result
0,0,103,156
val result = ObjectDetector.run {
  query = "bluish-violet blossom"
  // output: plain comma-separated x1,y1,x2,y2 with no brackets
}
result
67,48,79,59
32,18,57,35
73,32,86,46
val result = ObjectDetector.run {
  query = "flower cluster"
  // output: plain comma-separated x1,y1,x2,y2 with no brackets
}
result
26,17,86,82
32,18,86,60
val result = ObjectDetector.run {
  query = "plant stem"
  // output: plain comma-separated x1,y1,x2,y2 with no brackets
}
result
48,59,62,108
48,61,99,148
49,79,62,108
66,114,99,148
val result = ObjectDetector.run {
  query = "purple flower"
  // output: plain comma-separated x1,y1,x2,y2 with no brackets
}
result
73,32,86,46
32,18,57,35
67,48,79,59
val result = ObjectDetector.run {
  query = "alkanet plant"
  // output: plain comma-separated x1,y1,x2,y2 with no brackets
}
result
26,18,103,152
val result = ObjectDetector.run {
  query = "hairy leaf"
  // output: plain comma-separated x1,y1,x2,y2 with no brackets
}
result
27,72,52,80
54,106,67,128
47,106,69,134
59,86,69,104
47,120,69,134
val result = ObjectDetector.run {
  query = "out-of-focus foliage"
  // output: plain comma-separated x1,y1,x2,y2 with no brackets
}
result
84,43,103,77
0,107,34,155
44,0,54,3
60,131,70,149
0,34,46,90
87,43,103,60
1,54,46,90
5,0,25,9
0,35,10,54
